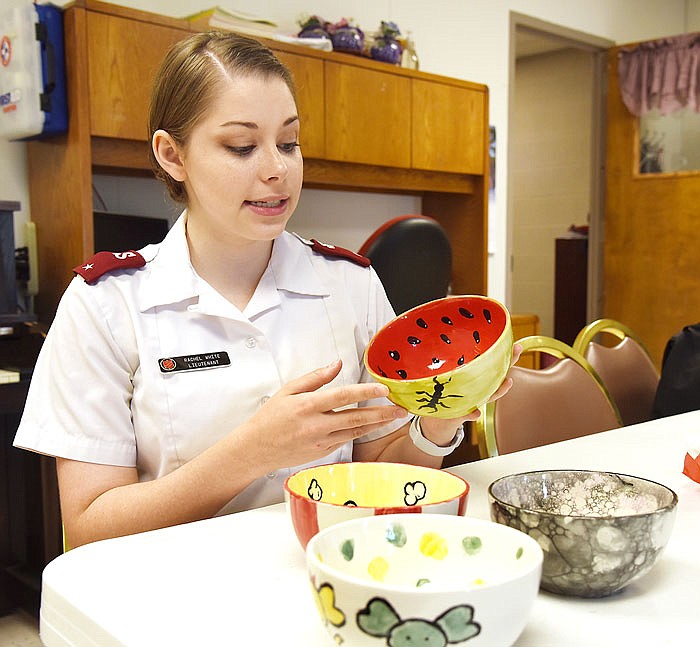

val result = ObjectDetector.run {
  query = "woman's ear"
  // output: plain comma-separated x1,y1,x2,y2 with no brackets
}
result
152,129,187,182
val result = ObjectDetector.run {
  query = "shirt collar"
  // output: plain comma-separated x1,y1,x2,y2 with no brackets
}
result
137,212,199,311
269,231,328,297
137,219,328,312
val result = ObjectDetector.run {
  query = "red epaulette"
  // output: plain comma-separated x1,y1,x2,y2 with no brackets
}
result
309,238,371,268
73,250,146,285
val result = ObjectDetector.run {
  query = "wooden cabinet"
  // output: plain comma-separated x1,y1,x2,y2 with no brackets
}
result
275,51,325,159
412,79,485,174
27,0,489,322
86,12,186,140
324,61,412,167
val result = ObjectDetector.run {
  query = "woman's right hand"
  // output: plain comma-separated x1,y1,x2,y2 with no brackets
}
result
238,359,406,471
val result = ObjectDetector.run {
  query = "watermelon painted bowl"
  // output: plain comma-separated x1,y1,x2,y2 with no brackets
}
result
364,296,513,419
284,462,469,549
306,513,543,647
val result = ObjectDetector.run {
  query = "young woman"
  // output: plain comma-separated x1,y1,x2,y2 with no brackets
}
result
15,32,514,548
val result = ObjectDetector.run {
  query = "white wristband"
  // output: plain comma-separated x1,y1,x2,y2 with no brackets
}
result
408,416,465,457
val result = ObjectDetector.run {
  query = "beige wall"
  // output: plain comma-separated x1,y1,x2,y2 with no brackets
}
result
510,48,594,336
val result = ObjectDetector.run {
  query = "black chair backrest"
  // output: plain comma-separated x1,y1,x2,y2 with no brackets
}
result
359,215,452,315
652,322,700,418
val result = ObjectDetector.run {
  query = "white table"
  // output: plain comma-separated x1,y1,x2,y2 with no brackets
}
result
39,411,700,646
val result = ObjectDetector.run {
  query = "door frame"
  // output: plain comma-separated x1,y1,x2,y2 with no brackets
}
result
507,12,614,322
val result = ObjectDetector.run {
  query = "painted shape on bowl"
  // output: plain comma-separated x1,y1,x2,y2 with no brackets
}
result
307,514,543,646
364,296,513,418
488,470,678,598
285,462,470,549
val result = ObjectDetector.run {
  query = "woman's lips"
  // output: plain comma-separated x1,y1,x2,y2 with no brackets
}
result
245,198,288,216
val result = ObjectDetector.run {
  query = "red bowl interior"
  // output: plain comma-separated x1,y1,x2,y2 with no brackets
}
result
366,296,507,381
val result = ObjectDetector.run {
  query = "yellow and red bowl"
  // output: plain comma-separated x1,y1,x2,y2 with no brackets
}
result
364,295,513,419
285,462,469,549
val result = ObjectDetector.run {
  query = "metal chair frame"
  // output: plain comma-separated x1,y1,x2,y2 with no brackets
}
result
573,318,655,359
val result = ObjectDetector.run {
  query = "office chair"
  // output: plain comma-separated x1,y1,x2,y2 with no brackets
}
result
358,214,452,315
475,335,622,458
574,318,659,426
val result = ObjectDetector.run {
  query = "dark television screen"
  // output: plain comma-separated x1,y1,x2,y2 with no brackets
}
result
93,212,170,253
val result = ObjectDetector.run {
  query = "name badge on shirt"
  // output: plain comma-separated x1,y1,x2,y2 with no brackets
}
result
158,352,231,373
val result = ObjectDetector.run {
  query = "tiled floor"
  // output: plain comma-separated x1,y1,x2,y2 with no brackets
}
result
0,610,43,646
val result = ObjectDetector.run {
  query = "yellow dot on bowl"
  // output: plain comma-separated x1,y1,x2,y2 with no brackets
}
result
419,532,448,560
473,578,485,586
368,556,390,582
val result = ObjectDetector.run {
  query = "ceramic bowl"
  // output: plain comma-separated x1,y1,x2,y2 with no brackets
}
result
364,296,513,419
306,513,543,647
488,470,678,597
285,462,469,549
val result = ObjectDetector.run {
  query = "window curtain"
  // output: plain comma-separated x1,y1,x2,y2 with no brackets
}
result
618,32,700,116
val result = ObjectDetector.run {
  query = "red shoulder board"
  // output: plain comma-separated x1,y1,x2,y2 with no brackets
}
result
310,239,371,267
73,251,146,285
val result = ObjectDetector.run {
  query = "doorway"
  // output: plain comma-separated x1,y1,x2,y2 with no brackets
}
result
507,13,613,339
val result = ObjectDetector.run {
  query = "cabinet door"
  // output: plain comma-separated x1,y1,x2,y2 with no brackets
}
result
87,13,188,140
274,51,325,159
325,61,411,168
412,80,485,174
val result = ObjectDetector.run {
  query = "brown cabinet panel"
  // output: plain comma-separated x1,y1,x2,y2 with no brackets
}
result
273,51,325,159
324,61,411,168
87,12,188,140
412,80,485,174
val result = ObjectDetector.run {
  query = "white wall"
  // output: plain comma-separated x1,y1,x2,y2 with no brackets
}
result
4,0,698,304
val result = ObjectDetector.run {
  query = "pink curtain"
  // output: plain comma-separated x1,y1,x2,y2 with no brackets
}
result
618,32,700,116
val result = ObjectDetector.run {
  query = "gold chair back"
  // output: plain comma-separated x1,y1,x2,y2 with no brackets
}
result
573,319,659,426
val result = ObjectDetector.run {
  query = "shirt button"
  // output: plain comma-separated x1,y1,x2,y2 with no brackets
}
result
260,395,270,406
245,337,257,349
266,471,276,479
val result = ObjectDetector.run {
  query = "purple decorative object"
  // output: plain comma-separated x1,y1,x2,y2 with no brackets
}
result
370,21,403,65
371,39,402,64
328,18,364,54
297,15,331,42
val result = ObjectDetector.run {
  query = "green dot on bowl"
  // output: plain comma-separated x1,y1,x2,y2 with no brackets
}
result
386,522,407,547
416,578,431,587
516,546,524,559
340,539,354,561
462,536,483,555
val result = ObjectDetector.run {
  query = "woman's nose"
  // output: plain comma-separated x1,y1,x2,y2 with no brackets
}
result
261,145,288,182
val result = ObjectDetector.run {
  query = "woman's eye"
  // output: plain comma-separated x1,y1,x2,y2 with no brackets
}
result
226,145,255,156
278,142,300,154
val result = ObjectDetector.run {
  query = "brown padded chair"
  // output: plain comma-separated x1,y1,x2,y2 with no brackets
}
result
475,336,622,458
573,319,659,426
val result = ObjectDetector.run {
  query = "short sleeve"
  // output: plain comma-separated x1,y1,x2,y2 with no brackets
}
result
13,277,138,466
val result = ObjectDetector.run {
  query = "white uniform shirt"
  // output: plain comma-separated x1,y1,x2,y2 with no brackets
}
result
14,213,405,513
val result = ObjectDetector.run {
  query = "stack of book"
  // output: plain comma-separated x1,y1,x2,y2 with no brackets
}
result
185,6,333,51
186,6,279,40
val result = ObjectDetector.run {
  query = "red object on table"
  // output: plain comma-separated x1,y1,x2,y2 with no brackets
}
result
682,452,700,483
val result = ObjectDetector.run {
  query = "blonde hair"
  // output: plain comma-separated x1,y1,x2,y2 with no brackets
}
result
148,31,296,203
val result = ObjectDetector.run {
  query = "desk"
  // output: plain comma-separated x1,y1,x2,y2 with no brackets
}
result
40,412,700,646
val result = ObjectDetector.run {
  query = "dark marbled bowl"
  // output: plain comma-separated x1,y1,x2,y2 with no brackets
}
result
488,470,677,597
